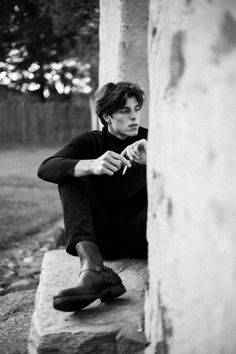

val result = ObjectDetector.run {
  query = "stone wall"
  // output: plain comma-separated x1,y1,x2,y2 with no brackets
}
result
99,0,149,127
145,0,236,353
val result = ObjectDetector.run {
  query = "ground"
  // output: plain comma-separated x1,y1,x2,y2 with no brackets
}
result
0,145,64,353
0,145,64,294
0,146,62,247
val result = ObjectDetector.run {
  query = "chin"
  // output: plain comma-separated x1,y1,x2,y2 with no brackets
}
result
127,130,139,136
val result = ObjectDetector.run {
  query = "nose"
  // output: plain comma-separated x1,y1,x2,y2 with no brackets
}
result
130,109,139,120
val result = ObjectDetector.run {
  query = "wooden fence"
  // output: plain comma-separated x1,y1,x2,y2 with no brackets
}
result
0,100,91,145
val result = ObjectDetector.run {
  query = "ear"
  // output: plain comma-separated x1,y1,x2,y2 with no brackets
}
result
103,113,112,124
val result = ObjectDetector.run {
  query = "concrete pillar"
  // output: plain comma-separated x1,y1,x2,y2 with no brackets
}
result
99,0,149,127
145,0,236,353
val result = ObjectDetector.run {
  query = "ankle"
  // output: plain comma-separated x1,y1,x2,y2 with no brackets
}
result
76,241,103,271
80,261,102,272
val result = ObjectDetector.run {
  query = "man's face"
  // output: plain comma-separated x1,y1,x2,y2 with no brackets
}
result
108,96,141,140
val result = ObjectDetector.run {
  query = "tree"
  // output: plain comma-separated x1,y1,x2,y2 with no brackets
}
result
0,0,99,101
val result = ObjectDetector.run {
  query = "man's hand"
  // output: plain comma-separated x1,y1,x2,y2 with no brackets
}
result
121,139,147,166
90,151,131,176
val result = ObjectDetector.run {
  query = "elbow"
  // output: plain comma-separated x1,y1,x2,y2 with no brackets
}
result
37,160,54,182
37,164,46,180
37,161,61,184
37,157,56,182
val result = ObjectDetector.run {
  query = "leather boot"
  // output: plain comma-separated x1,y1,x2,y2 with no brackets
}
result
53,241,126,312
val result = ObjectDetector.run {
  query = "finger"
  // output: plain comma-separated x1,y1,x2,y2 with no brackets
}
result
104,162,120,173
119,153,131,167
127,144,139,160
131,144,140,158
105,156,122,169
136,139,147,150
122,144,139,158
104,151,125,169
136,138,146,145
120,149,126,157
126,147,135,161
133,152,140,160
107,151,131,167
109,151,125,160
132,143,139,154
102,167,115,176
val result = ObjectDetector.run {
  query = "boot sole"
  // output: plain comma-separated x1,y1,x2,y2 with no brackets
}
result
53,283,126,312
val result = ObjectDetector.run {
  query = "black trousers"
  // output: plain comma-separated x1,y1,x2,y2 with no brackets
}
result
58,177,147,260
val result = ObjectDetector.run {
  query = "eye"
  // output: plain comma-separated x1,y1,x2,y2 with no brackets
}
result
119,108,130,114
135,106,141,112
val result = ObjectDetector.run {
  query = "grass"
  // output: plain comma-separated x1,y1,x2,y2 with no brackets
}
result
0,146,62,249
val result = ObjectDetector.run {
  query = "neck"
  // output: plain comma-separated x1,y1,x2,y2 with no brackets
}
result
107,126,127,140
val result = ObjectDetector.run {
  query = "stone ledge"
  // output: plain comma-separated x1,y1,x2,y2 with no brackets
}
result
0,289,36,354
28,250,147,354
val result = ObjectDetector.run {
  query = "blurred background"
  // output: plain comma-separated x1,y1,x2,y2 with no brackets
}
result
0,0,99,295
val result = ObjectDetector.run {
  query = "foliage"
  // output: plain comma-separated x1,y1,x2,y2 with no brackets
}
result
0,0,99,101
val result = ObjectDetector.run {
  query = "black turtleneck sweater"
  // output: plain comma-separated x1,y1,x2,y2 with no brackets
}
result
38,126,148,219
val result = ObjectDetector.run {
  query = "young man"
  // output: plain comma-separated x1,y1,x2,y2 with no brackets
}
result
38,82,148,312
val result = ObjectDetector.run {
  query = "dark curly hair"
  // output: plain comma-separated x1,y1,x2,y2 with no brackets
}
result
95,82,145,126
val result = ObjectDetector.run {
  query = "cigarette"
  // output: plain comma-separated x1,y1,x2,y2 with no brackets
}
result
122,165,128,175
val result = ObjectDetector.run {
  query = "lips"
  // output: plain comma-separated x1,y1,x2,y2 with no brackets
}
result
129,124,139,128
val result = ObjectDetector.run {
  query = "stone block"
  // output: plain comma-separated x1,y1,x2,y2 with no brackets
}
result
28,250,147,354
0,289,36,354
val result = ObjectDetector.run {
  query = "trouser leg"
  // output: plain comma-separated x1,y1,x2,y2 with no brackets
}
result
59,178,95,256
108,207,148,259
127,206,148,259
58,177,119,258
58,177,148,259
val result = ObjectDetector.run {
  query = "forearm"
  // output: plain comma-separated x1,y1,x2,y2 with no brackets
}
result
38,133,96,183
38,157,79,184
73,160,95,177
38,150,131,183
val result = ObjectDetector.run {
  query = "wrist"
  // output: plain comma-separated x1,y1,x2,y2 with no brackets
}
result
88,160,95,175
73,160,94,177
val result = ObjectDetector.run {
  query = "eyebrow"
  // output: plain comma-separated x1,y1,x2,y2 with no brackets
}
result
121,104,141,109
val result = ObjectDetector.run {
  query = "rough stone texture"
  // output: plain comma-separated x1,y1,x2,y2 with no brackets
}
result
0,289,36,354
28,250,147,353
145,0,236,353
0,219,64,296
99,0,149,128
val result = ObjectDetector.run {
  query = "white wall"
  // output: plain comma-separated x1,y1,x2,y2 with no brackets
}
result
145,0,236,353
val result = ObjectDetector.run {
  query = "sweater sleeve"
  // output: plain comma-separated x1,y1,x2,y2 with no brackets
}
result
37,133,94,184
